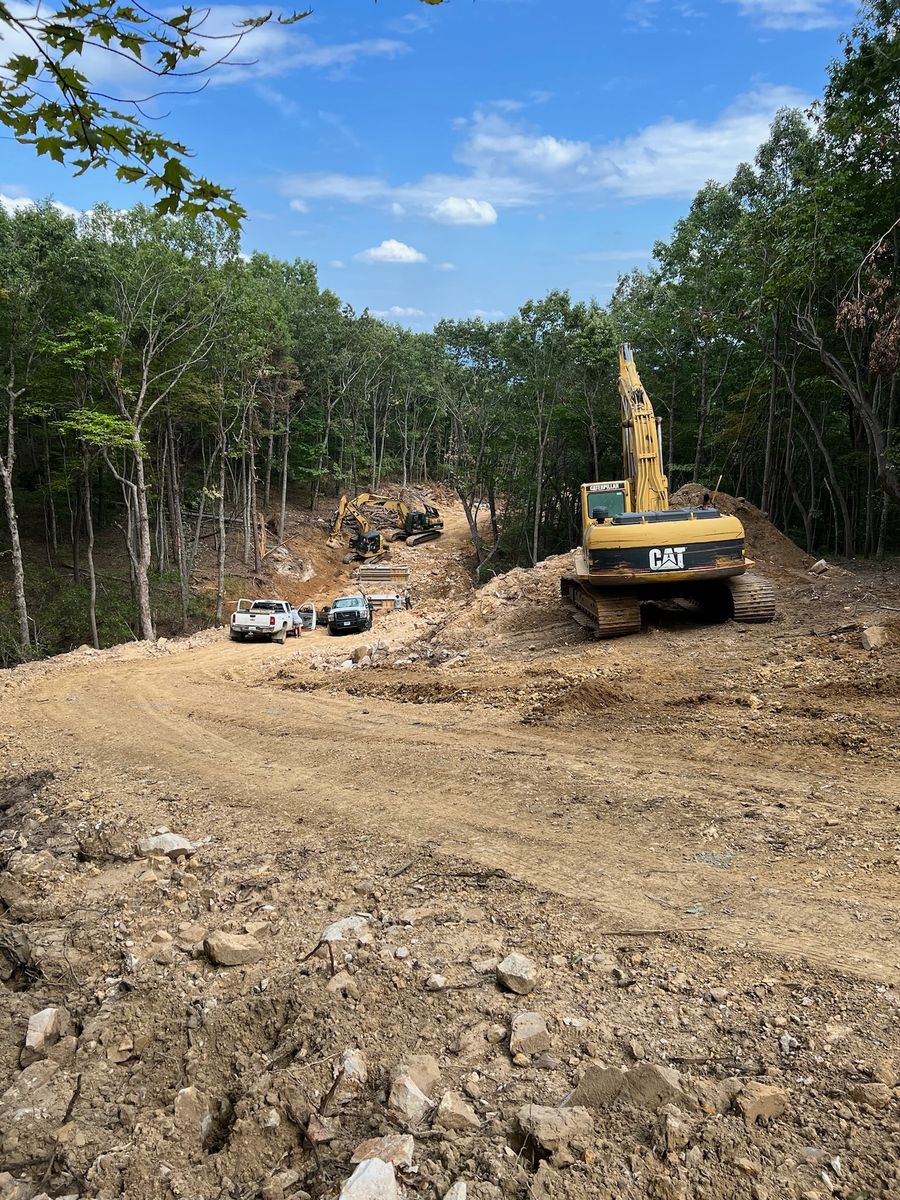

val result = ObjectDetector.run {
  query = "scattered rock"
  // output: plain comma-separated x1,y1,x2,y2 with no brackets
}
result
205,931,264,967
436,1090,481,1131
568,1063,694,1112
136,832,197,859
322,915,372,946
397,1053,441,1098
352,1134,415,1167
327,970,361,999
736,1082,788,1125
339,1159,400,1200
497,952,537,995
809,559,829,576
22,1006,68,1066
307,1113,340,1143
389,1072,433,1125
444,1186,467,1200
174,1085,214,1144
848,1082,892,1110
509,1011,551,1057
335,1049,368,1103
516,1103,594,1166
425,973,447,991
861,626,887,651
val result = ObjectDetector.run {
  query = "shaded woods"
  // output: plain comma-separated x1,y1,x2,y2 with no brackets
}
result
1,3,897,663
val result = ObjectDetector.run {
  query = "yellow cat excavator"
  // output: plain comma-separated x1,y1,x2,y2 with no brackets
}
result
560,344,776,637
330,492,443,561
329,495,387,563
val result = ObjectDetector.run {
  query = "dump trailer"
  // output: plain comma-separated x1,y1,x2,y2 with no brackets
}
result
561,345,776,638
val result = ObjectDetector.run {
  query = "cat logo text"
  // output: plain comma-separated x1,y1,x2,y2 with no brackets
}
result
649,546,686,571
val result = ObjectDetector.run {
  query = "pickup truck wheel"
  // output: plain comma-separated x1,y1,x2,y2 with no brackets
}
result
230,630,244,641
274,628,287,645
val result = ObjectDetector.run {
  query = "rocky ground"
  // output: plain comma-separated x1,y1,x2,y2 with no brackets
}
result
1,494,899,1200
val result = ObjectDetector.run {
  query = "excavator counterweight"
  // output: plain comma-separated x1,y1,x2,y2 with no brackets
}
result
561,344,776,637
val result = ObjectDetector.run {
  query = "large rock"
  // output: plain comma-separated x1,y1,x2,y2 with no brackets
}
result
848,1082,892,1110
322,915,372,945
516,1103,594,1166
497,953,537,995
351,1134,415,1167
395,1053,441,1098
510,1012,551,1057
137,832,197,859
335,1049,368,1104
205,931,264,966
861,626,888,651
174,1085,215,1144
340,1159,400,1200
22,1007,68,1066
736,1082,788,1125
444,1186,467,1200
568,1063,694,1112
436,1091,481,1131
0,1061,77,1158
389,1072,433,1125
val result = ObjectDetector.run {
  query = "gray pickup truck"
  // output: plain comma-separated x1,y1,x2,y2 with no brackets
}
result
326,594,372,635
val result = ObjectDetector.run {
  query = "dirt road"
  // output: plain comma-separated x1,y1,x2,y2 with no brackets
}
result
7,613,898,984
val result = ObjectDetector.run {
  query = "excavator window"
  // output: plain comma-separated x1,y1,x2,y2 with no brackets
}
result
588,489,626,520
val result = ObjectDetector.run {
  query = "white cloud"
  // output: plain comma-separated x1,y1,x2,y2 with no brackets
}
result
354,239,428,264
372,306,425,320
434,262,457,272
0,193,81,219
729,0,847,30
282,85,805,221
289,198,309,213
432,197,498,225
329,259,346,269
472,309,505,321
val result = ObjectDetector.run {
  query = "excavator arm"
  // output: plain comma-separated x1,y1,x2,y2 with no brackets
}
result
618,344,669,514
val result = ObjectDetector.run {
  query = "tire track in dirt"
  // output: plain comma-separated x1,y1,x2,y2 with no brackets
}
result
10,635,899,983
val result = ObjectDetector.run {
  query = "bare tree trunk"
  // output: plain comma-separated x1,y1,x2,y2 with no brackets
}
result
0,461,30,650
132,442,155,640
83,453,99,649
165,418,189,630
279,416,290,545
216,424,227,627
248,423,261,573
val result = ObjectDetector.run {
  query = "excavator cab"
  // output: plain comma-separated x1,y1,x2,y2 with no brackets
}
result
585,482,630,523
346,530,385,563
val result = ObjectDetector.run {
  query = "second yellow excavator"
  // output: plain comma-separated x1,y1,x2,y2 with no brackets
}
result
330,492,443,562
561,344,776,637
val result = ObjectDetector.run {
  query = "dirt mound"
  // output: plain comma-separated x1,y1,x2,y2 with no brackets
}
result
431,551,580,657
671,484,812,578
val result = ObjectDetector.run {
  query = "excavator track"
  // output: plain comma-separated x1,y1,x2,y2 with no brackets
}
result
727,573,776,623
405,529,442,548
560,576,642,638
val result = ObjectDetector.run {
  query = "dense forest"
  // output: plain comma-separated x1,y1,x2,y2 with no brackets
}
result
1,2,897,664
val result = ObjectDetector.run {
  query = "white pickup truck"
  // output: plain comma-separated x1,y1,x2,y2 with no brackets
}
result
230,598,293,643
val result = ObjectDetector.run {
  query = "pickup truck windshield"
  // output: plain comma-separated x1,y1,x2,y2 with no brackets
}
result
249,601,284,612
332,597,364,610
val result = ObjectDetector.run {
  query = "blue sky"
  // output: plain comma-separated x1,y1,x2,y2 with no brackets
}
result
1,0,857,326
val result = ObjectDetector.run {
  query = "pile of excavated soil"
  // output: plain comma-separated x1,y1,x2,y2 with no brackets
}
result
427,552,579,657
670,485,813,579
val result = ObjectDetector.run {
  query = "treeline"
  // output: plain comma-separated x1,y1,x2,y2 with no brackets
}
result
1,2,897,663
